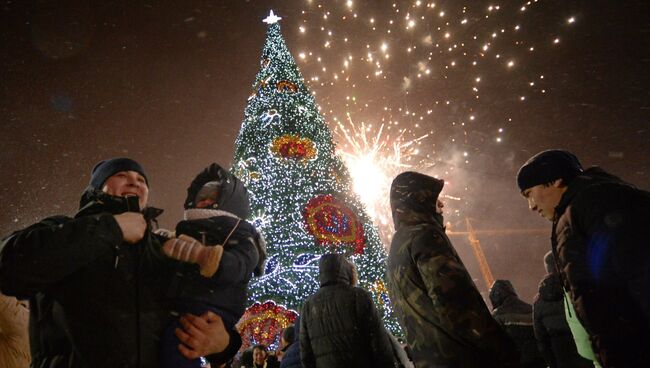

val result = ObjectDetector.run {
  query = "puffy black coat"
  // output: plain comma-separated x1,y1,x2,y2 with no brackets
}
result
533,273,592,368
489,280,545,368
0,191,176,367
299,254,394,368
170,215,261,320
280,316,301,368
552,167,650,367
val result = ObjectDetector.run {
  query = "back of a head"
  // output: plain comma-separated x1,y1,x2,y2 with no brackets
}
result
184,162,251,219
282,325,296,346
516,149,583,192
390,171,444,226
318,253,353,287
489,279,517,308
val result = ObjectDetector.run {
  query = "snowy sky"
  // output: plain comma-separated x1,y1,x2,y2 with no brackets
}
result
1,0,648,300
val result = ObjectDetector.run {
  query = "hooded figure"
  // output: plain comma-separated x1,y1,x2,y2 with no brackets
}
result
158,163,266,368
299,253,394,368
386,171,519,368
489,280,545,368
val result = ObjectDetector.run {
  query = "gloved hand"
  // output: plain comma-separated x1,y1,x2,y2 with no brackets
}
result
162,234,224,277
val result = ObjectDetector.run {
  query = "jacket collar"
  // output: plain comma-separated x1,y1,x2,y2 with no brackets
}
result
76,189,162,221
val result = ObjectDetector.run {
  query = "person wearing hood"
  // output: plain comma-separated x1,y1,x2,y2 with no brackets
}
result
517,149,650,367
299,253,394,368
489,280,545,368
0,158,231,367
387,171,519,368
533,251,592,368
157,162,267,368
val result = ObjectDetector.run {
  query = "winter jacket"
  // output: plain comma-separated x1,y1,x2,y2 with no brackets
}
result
533,273,592,368
551,167,650,367
169,213,261,322
0,190,178,367
300,253,394,368
169,162,266,321
0,292,30,367
563,290,601,367
387,173,519,368
279,316,301,368
489,280,545,368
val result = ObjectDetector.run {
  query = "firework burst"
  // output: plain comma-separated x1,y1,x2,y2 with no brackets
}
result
334,113,428,244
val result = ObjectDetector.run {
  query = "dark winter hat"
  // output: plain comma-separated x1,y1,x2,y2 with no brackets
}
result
184,163,251,219
517,149,583,192
89,158,148,190
318,253,354,287
489,279,517,309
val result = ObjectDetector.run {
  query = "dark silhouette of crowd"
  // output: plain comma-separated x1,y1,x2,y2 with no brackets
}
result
1,149,648,368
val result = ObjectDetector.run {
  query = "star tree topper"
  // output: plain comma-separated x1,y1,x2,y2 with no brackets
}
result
263,10,282,24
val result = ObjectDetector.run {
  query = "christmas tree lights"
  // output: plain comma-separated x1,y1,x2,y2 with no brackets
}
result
233,11,400,347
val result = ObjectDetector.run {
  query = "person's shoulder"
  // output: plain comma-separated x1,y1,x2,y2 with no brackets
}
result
350,284,373,298
8,215,73,235
569,178,646,216
41,214,74,224
409,223,449,252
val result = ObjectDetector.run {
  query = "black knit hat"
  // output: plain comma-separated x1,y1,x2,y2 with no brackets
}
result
89,158,148,190
516,149,583,192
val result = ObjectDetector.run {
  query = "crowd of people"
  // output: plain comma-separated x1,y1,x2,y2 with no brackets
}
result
0,149,648,368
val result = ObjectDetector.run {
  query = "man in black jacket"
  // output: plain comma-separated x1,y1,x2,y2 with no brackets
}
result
517,149,650,367
0,158,232,367
299,253,394,368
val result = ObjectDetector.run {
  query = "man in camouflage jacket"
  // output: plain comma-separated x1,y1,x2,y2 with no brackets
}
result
387,171,519,368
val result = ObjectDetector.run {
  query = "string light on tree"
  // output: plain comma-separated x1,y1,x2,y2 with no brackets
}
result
232,10,401,347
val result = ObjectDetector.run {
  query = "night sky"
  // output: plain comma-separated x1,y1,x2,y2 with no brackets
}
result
1,0,648,301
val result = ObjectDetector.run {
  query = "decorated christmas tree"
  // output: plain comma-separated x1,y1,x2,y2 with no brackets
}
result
232,11,397,348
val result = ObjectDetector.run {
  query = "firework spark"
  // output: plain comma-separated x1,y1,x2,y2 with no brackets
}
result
335,113,428,243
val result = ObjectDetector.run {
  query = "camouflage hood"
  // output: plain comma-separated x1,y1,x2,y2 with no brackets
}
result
390,171,445,229
318,253,354,287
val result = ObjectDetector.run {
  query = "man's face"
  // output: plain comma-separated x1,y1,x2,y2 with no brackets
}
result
522,180,565,221
102,171,149,209
253,347,266,365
